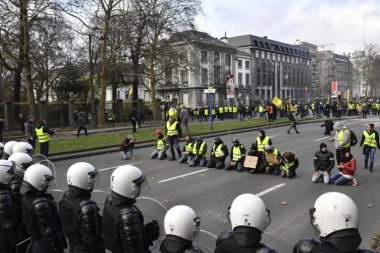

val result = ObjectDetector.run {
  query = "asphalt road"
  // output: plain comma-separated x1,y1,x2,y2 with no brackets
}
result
50,115,380,253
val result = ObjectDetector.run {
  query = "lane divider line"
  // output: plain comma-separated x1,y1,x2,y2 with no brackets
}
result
158,169,209,183
98,161,144,172
256,183,286,197
314,136,330,141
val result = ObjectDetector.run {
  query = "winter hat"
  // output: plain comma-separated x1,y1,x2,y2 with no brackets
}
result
320,143,327,149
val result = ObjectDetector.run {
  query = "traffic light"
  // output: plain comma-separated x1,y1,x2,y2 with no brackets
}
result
338,92,342,101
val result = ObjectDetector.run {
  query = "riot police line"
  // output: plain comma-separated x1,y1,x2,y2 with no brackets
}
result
0,141,377,253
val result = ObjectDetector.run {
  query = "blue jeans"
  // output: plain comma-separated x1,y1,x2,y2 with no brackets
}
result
364,146,376,167
312,170,330,184
189,156,207,167
150,150,167,160
168,136,182,159
120,148,133,159
331,172,352,185
179,154,193,164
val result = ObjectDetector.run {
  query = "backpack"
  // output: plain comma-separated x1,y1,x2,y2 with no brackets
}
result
349,130,358,146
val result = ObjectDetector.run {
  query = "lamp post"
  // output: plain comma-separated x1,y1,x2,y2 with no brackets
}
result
89,32,97,126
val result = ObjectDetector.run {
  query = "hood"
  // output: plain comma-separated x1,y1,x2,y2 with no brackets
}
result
320,229,361,252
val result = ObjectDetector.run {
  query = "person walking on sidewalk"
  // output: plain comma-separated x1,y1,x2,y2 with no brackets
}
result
180,105,191,135
76,111,88,137
360,123,380,172
165,116,182,161
287,108,300,134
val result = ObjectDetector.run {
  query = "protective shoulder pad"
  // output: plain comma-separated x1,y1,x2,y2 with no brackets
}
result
257,243,277,253
32,196,50,210
215,230,233,247
119,206,142,246
79,199,99,215
293,238,318,253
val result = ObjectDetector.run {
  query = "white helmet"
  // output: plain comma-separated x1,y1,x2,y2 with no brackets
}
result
311,192,359,237
0,160,15,185
164,205,201,241
67,162,98,191
110,165,146,199
12,142,34,155
8,153,34,170
4,141,18,158
229,194,270,232
23,164,54,192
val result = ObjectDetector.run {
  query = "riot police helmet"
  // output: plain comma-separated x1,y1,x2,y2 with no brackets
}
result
0,160,15,185
4,141,18,158
110,165,147,199
164,205,201,241
12,142,34,155
23,164,54,192
310,192,359,237
67,162,98,191
228,193,271,232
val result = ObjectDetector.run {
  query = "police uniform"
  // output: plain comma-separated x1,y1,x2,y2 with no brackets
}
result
160,235,203,253
0,186,19,252
59,186,104,253
102,193,159,253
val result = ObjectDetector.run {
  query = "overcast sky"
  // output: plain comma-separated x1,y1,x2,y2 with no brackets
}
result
195,0,380,55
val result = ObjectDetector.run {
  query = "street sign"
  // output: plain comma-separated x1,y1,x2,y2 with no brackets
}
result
204,89,216,93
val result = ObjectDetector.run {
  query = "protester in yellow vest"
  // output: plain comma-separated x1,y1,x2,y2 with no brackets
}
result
264,145,281,175
359,123,380,172
207,137,229,169
279,150,298,178
150,129,168,160
189,137,208,167
179,134,195,164
165,116,182,161
35,119,55,158
226,138,246,172
251,130,272,153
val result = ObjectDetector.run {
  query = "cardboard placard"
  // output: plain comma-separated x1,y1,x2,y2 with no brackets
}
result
265,153,279,165
244,156,258,169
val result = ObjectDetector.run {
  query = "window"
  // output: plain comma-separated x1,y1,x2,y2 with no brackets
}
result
202,68,208,85
267,53,270,60
238,72,242,85
245,73,250,85
245,61,250,69
180,69,188,85
238,60,242,69
214,52,220,65
272,54,275,61
214,66,221,84
255,50,259,58
201,51,207,63
261,51,265,59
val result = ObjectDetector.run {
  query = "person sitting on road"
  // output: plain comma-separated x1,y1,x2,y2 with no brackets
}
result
312,143,335,184
207,137,229,169
179,134,195,164
120,135,135,160
246,149,266,174
279,150,298,178
251,130,272,153
189,137,207,167
150,129,168,160
263,144,281,176
331,150,357,186
226,138,246,172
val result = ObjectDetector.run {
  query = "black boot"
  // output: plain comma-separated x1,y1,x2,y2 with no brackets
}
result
370,165,373,172
365,162,368,169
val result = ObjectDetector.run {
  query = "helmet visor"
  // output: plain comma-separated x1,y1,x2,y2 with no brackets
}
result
192,216,201,240
130,173,150,199
309,207,320,233
88,169,99,191
7,162,25,180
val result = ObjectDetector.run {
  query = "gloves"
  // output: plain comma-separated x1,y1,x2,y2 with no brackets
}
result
144,220,160,245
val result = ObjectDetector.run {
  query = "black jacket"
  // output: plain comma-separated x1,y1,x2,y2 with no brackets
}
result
314,150,335,173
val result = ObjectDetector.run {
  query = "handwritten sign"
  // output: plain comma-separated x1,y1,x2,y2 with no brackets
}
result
244,156,258,169
265,153,279,165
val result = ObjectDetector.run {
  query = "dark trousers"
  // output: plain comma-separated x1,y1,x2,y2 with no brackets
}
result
40,142,49,158
27,138,36,149
77,126,88,137
336,147,350,164
131,120,137,133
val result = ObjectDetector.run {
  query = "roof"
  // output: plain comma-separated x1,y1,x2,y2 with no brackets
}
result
228,35,311,58
169,30,236,49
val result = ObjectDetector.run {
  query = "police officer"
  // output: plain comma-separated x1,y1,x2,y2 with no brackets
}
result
0,160,19,252
179,134,195,164
160,205,203,253
226,138,246,172
12,141,34,155
3,140,18,159
207,137,229,169
59,162,104,252
293,192,376,253
189,137,207,167
215,193,277,253
21,164,67,252
102,165,160,253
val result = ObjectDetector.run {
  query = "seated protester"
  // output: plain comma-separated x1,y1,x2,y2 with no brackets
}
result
321,120,334,136
246,149,266,174
312,143,335,184
279,150,299,178
331,150,357,186
207,137,229,169
189,137,207,167
119,135,135,160
150,129,168,160
179,134,195,164
251,130,273,154
263,145,281,175
226,138,246,172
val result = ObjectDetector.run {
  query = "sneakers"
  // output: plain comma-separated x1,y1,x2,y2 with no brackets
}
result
287,130,290,134
352,177,358,187
130,156,136,160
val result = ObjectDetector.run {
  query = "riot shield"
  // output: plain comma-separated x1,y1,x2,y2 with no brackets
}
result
32,154,48,164
47,189,65,208
91,189,109,214
136,196,168,253
193,229,217,253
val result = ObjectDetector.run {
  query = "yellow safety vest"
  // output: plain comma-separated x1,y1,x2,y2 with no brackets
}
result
283,159,295,171
193,142,207,157
256,136,270,152
211,144,224,158
156,139,166,150
35,127,50,143
212,109,216,115
363,131,377,148
232,146,242,161
168,109,176,117
166,121,179,136
204,109,209,115
232,106,237,113
219,107,224,113
185,142,194,152
266,149,279,166
338,127,351,149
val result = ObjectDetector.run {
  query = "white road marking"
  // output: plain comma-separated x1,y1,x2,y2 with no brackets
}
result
98,161,143,172
158,169,209,183
314,136,330,141
268,135,276,138
256,183,286,197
